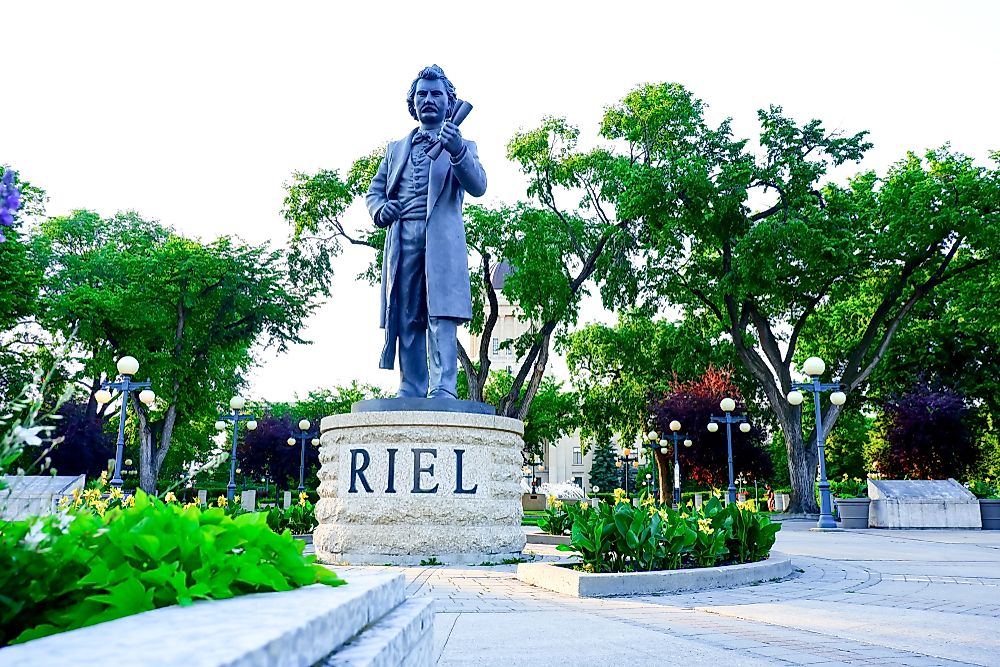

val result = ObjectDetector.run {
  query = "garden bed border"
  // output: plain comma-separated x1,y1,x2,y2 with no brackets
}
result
0,573,432,667
515,553,794,597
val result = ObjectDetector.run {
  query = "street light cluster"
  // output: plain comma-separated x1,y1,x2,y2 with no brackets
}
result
785,356,847,529
645,421,692,508
95,356,157,489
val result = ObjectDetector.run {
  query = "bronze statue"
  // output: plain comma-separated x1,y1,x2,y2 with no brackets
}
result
366,65,487,399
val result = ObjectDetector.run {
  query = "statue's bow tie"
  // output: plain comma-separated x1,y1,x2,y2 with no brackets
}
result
412,130,438,145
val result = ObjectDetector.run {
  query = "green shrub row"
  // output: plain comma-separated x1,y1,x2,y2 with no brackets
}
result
0,492,343,647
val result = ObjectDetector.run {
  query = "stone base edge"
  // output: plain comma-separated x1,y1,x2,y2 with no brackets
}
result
318,597,434,667
0,574,406,667
515,556,794,597
322,551,525,566
525,533,571,545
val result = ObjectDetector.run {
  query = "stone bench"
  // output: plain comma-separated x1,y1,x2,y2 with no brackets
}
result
0,573,432,666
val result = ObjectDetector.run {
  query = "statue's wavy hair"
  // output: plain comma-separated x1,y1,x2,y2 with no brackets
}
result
407,64,457,120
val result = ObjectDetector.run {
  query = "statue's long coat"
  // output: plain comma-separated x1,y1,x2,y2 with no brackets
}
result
366,129,487,369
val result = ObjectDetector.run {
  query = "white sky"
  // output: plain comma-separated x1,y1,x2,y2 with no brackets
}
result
6,1,999,402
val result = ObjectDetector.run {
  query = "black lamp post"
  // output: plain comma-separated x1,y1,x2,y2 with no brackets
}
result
787,356,847,529
94,356,155,490
216,396,257,503
615,447,640,498
708,398,751,505
660,420,693,508
287,419,319,492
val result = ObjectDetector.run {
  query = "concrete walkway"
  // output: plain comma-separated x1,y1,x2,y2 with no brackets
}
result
331,521,1000,666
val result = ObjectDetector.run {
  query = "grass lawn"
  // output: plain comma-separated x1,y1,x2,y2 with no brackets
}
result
522,510,545,527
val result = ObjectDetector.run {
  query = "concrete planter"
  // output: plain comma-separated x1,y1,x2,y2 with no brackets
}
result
516,556,794,598
980,499,1000,530
293,533,314,546
0,573,432,667
834,497,871,529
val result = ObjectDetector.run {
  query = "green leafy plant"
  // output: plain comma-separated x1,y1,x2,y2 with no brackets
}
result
419,557,443,566
265,492,317,534
558,497,779,573
966,479,998,499
0,492,343,646
829,475,869,498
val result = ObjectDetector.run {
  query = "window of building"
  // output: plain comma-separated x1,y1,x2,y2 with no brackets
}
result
573,476,584,488
491,337,499,354
572,447,582,465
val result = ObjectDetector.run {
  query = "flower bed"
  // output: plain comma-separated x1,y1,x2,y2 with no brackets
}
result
556,496,779,573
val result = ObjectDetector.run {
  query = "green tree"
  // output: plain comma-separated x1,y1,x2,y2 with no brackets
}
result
264,382,389,423
563,310,753,448
480,371,579,463
587,439,620,493
595,83,1000,512
32,211,321,492
0,166,48,403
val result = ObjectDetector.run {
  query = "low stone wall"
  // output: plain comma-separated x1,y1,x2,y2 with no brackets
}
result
868,479,981,529
0,573,432,667
315,410,527,565
516,556,794,597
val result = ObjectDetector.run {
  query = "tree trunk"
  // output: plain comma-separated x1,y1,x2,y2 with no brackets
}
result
775,405,819,513
654,451,670,505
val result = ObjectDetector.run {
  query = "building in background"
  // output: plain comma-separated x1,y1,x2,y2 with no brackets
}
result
468,262,593,492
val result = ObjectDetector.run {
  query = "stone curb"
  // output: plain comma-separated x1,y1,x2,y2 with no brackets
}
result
525,533,571,546
0,573,414,667
515,554,794,597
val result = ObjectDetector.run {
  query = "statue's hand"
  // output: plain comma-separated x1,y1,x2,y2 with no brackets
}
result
439,121,464,157
380,200,401,226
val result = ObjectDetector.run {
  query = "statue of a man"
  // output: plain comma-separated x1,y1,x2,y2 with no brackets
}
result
366,65,487,399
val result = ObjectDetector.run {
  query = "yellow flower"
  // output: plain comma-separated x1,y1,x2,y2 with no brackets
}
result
94,499,109,517
553,499,564,510
122,495,135,508
698,518,714,535
183,501,199,509
109,487,124,500
234,495,241,504
299,491,308,501
57,495,71,508
216,495,228,507
163,491,177,503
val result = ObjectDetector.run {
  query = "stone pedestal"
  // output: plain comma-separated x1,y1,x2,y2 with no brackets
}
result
868,478,981,529
315,410,526,565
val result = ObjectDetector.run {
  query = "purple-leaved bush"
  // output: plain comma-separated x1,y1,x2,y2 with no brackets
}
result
0,168,22,242
879,384,975,479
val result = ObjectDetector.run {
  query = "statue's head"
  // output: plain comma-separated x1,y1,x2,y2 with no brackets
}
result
407,64,457,122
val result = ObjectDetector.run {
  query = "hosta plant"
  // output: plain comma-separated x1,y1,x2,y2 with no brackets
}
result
0,491,343,647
